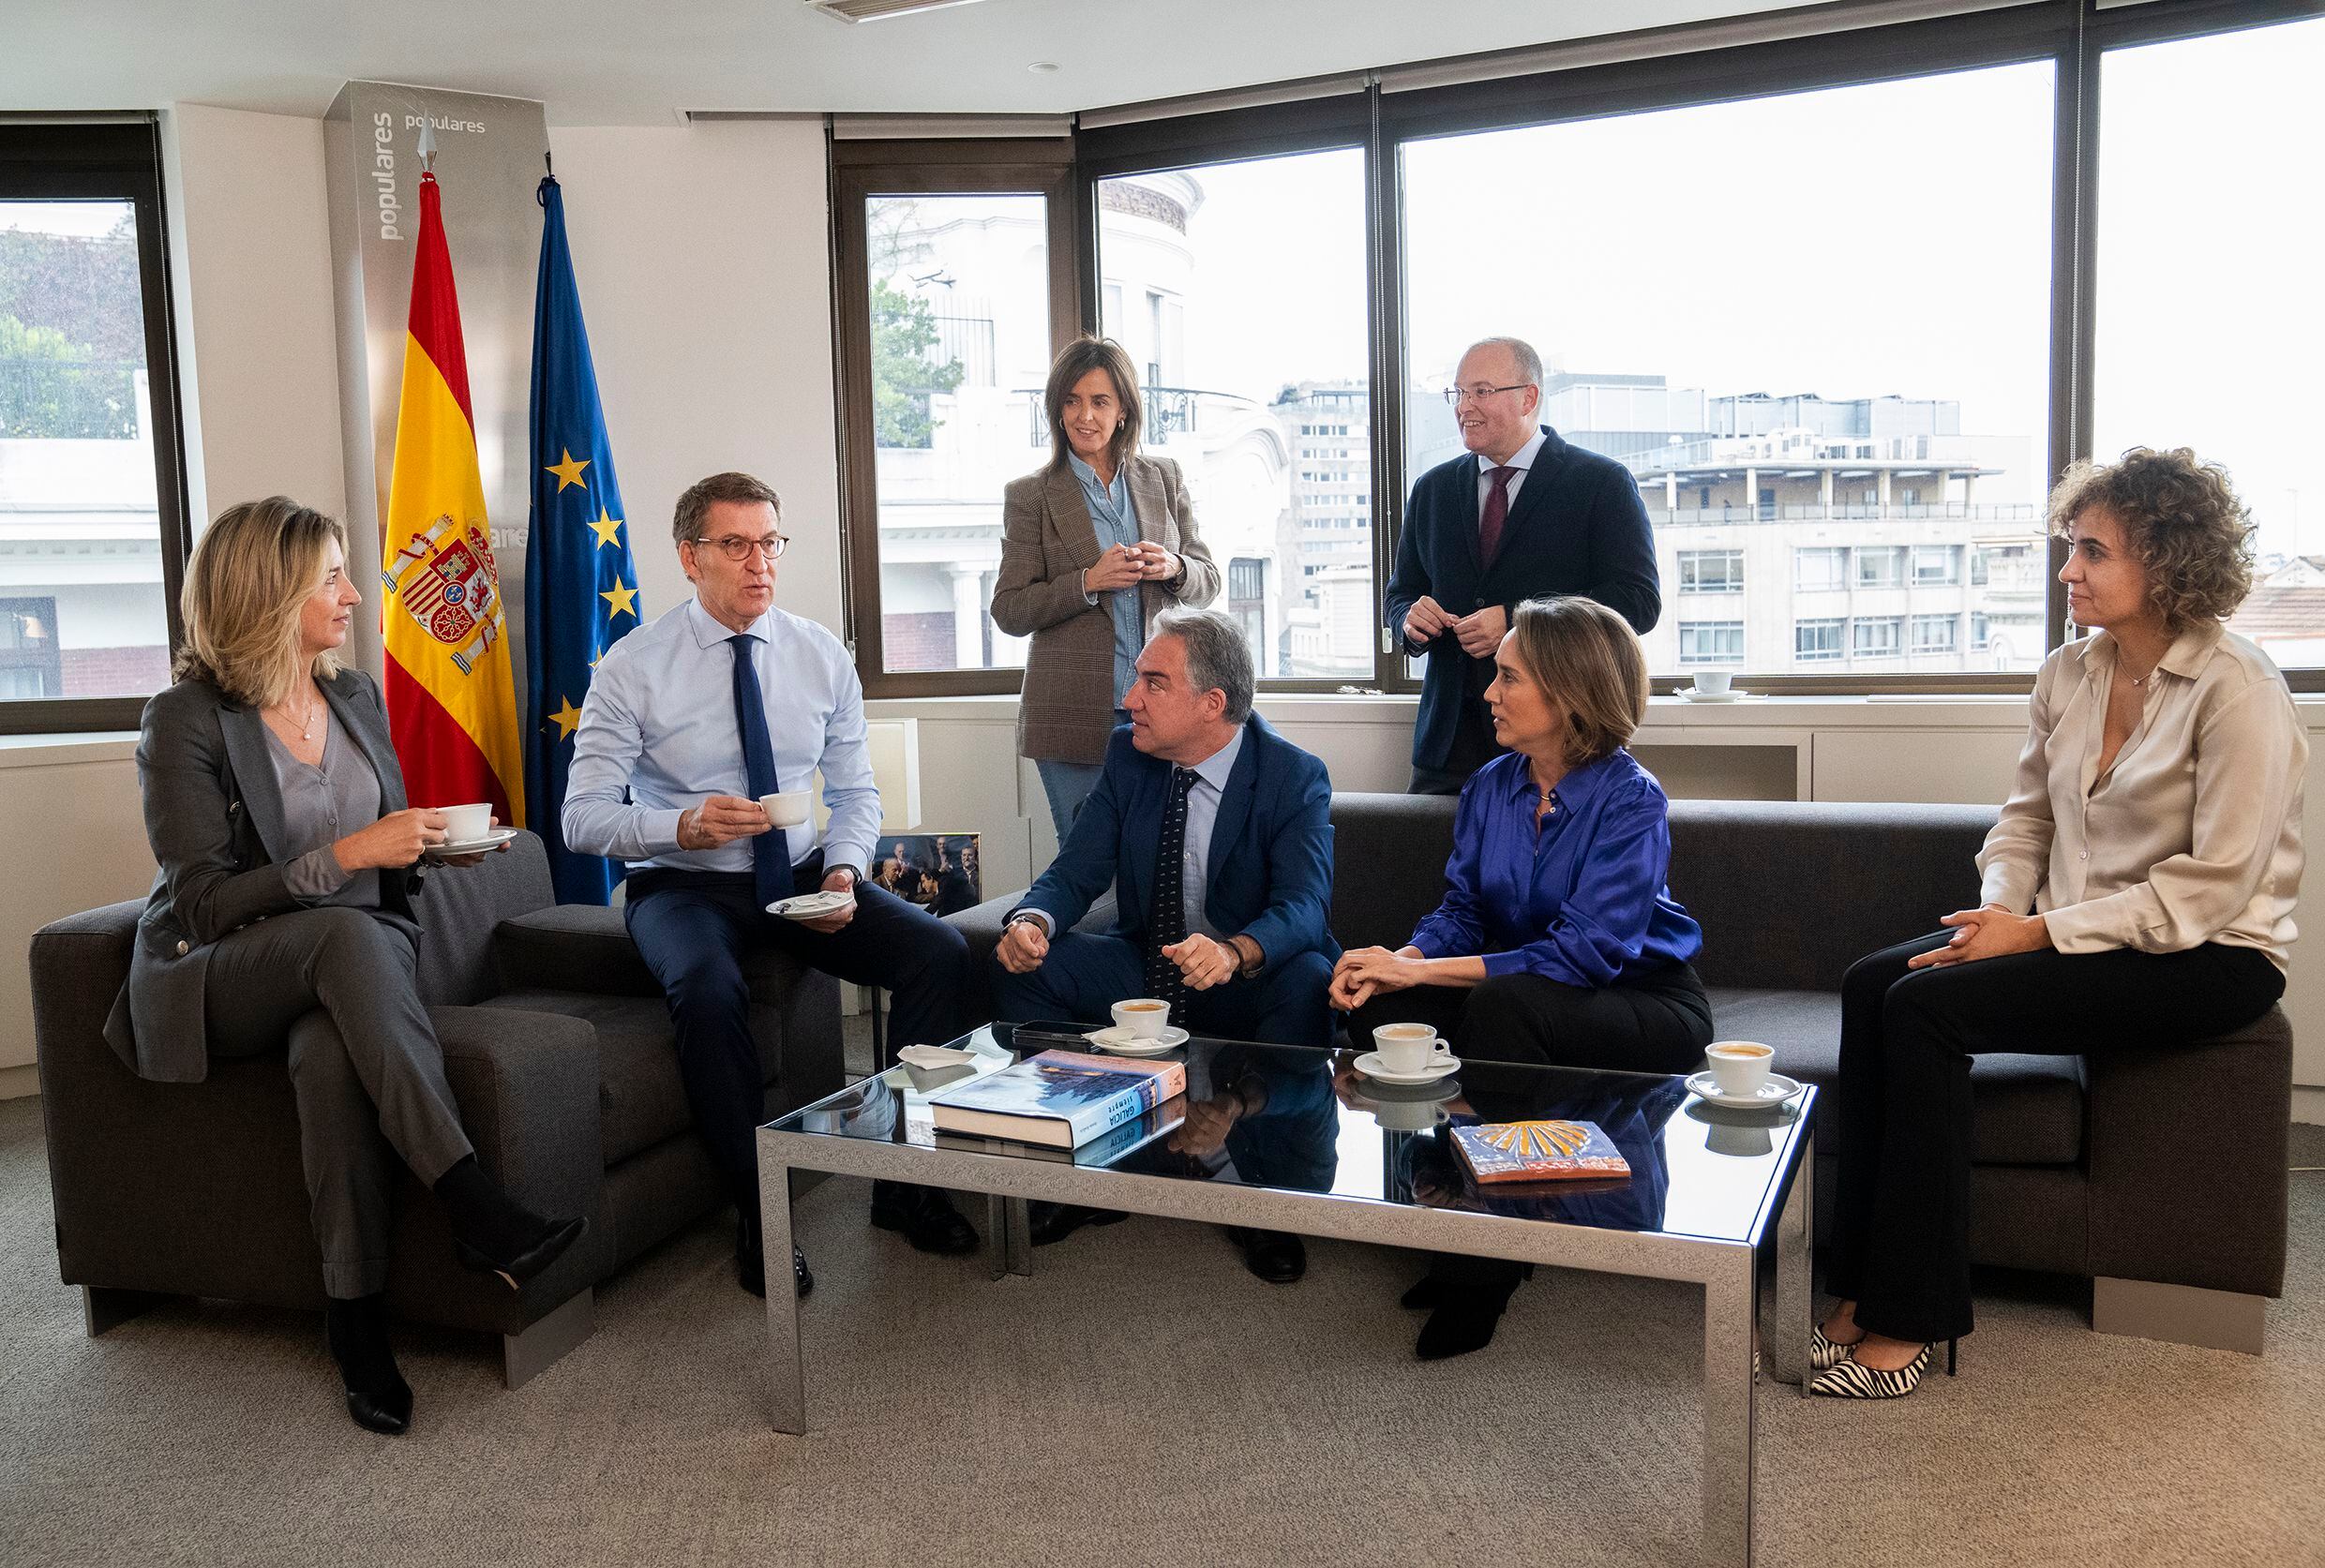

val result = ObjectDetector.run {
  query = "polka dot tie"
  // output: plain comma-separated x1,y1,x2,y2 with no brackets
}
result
1143,766,1198,1009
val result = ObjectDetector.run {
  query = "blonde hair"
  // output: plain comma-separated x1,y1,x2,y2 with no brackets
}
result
1507,596,1649,767
173,497,349,708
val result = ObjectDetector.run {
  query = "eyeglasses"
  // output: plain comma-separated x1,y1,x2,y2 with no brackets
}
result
1442,383,1531,407
692,534,788,561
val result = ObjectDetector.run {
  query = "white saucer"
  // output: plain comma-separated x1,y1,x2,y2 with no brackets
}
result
1084,1025,1190,1056
1355,1049,1462,1085
1680,689,1745,703
428,827,518,859
1685,1069,1803,1111
895,1045,979,1070
769,889,853,920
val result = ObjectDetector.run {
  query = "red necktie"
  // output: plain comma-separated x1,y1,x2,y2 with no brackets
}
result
1479,465,1516,566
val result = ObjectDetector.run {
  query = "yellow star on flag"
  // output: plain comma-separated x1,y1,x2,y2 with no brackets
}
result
601,577,638,621
546,449,591,492
546,695,584,740
586,507,624,548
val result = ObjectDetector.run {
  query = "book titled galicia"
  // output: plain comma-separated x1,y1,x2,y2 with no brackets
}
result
1451,1120,1631,1184
927,1049,1188,1150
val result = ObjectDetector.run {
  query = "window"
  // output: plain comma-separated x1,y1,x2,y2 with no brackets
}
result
1912,613,1959,654
1794,619,1845,663
1678,620,1743,665
833,142,1077,694
1855,546,1905,589
1972,611,1991,650
1096,147,1372,681
1678,549,1743,594
0,122,189,731
1853,616,1904,658
1795,547,1848,592
2095,13,2325,671
1912,545,1960,586
1399,57,2054,679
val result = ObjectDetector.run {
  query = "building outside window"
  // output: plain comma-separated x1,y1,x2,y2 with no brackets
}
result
1854,615,1905,658
1912,544,1961,586
1972,610,1991,650
1856,545,1906,589
1678,548,1743,594
1913,612,1959,654
1795,618,1845,662
1795,547,1848,592
1678,620,1744,665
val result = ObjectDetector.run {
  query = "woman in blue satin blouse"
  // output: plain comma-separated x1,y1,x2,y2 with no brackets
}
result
1332,595,1713,1074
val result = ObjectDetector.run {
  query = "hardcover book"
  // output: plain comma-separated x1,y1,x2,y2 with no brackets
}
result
927,1049,1189,1150
1451,1119,1631,1184
934,1101,1186,1166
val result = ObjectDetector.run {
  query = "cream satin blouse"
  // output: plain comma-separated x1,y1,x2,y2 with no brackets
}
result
1977,622,2307,972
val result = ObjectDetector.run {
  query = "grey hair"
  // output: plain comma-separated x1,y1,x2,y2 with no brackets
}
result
1150,607,1254,725
1463,335,1543,389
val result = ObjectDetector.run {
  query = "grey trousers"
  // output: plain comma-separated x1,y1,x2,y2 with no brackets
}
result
204,905,474,1298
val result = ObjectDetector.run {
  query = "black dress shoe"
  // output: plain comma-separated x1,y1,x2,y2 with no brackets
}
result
324,1295,412,1437
1028,1202,1128,1247
869,1180,979,1256
1224,1226,1306,1284
1415,1302,1506,1361
738,1239,815,1299
1413,1259,1529,1360
1400,1273,1444,1311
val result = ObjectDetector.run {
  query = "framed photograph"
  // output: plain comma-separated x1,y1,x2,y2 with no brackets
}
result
869,832,982,917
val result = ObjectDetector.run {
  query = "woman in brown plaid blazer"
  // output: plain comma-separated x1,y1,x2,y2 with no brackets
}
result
993,338,1221,839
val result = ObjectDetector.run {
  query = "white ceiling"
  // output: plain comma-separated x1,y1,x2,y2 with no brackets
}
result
7,0,1814,126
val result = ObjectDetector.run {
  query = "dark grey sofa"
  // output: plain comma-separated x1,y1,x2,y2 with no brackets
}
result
952,793,2292,1350
30,831,843,1384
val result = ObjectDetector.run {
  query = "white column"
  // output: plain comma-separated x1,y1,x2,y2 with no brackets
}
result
948,568,984,667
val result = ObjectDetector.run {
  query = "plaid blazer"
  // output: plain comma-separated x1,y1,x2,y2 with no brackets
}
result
992,454,1221,764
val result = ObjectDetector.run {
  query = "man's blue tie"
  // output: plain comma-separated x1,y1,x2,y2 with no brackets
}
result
729,634,794,908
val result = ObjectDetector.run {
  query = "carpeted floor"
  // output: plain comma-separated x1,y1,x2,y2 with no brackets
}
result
3,1030,2319,1567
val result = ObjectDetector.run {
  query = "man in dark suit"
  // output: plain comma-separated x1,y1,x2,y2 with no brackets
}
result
1384,336,1660,793
992,608,1338,1278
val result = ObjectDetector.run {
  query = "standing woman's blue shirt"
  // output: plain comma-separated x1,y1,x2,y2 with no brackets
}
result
1409,749,1702,986
1066,452,1146,709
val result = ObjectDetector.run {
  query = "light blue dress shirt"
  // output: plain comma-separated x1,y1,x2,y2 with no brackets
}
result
1068,452,1145,709
562,596,882,876
1029,725,1243,942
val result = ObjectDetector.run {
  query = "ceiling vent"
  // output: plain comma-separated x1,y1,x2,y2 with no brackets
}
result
802,0,989,22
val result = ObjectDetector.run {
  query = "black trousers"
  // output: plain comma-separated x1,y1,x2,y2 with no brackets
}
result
1345,963,1713,1076
624,861,977,1193
1828,933,2284,1344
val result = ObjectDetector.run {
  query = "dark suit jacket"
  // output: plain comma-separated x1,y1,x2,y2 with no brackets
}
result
990,455,1222,766
1015,714,1339,977
103,666,422,1083
1383,426,1660,770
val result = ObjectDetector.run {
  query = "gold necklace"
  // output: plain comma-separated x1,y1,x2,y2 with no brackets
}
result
272,685,321,742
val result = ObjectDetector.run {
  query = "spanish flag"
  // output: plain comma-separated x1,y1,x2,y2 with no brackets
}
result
380,169,524,825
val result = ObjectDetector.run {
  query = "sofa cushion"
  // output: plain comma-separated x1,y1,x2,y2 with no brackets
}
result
1704,986,2085,1166
412,833,556,1006
481,989,788,1167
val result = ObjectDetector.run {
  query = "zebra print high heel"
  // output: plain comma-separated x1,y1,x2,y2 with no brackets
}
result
1809,1322,1859,1373
1808,1337,1958,1399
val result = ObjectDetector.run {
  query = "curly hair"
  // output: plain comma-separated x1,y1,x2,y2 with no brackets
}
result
2047,448,2255,629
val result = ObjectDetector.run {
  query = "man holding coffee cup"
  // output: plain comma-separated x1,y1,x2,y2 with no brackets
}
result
564,471,982,1298
990,611,1338,1273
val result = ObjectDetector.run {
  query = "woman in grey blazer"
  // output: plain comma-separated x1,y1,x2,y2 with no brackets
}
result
991,337,1220,840
106,497,584,1436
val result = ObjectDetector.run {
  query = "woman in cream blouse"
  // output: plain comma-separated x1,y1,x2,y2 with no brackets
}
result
1812,448,2306,1399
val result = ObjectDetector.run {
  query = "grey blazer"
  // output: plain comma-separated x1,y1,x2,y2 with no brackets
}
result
102,667,423,1083
989,454,1221,766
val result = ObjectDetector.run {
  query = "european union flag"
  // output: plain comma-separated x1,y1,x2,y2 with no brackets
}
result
524,172,641,904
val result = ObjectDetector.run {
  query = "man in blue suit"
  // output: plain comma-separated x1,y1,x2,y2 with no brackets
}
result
1384,336,1660,794
993,609,1338,1277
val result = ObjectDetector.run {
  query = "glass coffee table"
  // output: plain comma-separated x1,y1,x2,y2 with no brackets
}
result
757,1024,1815,1568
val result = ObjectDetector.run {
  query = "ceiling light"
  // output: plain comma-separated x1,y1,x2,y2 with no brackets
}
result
802,0,988,22
1028,61,1059,74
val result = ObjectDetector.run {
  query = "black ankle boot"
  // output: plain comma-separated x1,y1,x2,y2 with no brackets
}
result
324,1294,412,1436
433,1156,587,1289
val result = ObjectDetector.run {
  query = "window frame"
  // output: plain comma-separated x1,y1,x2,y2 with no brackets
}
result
831,137,1083,699
0,118,193,735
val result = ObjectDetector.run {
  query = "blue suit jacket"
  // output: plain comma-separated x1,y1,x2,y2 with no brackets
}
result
1383,426,1659,770
1019,714,1339,976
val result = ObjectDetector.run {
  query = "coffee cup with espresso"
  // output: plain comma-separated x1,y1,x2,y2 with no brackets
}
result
1705,1040,1775,1098
1372,1022,1450,1076
1111,998,1171,1040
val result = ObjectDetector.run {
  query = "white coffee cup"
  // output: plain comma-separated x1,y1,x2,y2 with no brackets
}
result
1706,1040,1775,1098
1373,1022,1450,1076
758,790,813,829
437,802,492,844
1690,669,1735,696
1373,1097,1452,1133
1111,998,1171,1039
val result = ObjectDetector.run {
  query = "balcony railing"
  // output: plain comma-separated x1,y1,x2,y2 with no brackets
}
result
1628,432,1989,475
1023,385,1263,446
1652,502,2040,525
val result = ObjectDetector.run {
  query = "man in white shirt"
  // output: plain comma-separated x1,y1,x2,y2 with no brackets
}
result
564,471,978,1299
